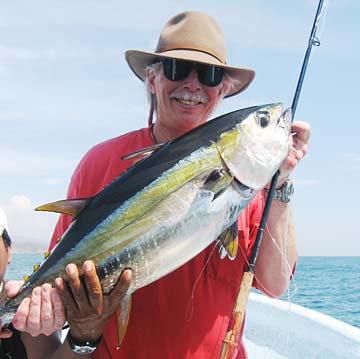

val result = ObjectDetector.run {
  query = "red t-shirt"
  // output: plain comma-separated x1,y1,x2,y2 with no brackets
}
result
49,126,265,359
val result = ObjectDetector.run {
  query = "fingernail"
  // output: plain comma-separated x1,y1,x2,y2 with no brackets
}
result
42,284,50,294
67,264,76,275
84,261,93,272
33,287,41,297
124,269,132,280
54,278,62,289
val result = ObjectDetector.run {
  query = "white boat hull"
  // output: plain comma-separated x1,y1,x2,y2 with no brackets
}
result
244,293,360,359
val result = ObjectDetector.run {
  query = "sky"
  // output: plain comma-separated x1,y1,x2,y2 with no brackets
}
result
0,0,359,255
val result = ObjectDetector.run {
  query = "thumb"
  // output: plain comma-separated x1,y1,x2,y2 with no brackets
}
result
4,280,24,298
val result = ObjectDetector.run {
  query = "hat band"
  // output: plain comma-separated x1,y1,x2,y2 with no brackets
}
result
156,48,226,65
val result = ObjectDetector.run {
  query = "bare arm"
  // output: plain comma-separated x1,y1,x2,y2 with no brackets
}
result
254,121,310,298
48,262,132,359
5,263,131,359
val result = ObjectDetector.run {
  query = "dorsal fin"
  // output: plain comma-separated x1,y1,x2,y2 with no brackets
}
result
35,198,91,217
121,143,164,160
217,222,238,260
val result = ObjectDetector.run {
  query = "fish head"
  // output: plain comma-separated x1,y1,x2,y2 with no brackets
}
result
217,103,292,190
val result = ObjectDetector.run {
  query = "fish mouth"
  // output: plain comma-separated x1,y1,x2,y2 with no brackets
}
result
277,108,292,133
232,178,256,198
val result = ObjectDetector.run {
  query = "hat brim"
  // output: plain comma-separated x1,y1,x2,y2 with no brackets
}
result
125,49,255,98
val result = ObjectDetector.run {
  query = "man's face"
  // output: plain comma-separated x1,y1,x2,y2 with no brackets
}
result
0,236,11,283
147,62,225,138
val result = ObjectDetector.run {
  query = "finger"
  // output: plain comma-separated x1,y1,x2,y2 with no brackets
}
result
4,280,24,297
0,328,13,338
51,284,66,330
291,121,311,143
109,269,132,303
66,263,89,311
40,283,55,336
83,261,102,315
55,276,79,316
26,287,42,335
12,298,31,332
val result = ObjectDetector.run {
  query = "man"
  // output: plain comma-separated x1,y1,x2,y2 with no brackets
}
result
7,11,310,358
0,207,24,359
0,208,62,358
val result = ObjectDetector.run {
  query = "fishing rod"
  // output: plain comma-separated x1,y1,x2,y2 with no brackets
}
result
219,0,327,357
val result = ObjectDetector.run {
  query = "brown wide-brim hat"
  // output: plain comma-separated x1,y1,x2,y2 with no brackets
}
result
125,11,255,98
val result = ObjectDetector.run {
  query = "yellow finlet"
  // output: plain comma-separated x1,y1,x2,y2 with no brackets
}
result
33,264,40,271
23,275,29,282
44,251,50,259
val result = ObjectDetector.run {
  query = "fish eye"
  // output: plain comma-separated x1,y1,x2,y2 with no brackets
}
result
256,111,270,128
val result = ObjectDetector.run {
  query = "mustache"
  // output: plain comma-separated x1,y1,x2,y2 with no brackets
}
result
169,89,209,103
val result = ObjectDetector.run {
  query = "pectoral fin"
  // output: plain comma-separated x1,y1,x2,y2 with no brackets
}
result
217,222,238,260
203,168,233,200
116,294,132,349
35,198,91,217
121,143,165,160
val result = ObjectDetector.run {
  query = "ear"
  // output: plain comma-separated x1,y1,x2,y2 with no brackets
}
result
146,68,156,94
7,245,12,264
8,246,12,264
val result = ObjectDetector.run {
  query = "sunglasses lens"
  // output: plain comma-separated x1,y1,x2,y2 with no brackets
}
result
197,64,224,87
162,59,224,86
162,59,192,81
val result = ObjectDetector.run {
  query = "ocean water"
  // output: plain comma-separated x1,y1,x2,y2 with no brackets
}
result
283,256,360,329
5,254,360,329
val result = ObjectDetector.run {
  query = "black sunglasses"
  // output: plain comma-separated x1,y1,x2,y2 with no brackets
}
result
161,59,224,87
1,228,11,249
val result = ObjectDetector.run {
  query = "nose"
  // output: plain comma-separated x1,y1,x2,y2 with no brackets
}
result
183,69,201,90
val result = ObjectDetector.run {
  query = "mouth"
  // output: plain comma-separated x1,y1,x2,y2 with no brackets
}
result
174,98,203,106
170,90,209,107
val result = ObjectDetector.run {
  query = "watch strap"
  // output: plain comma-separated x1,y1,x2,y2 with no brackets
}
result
264,179,294,203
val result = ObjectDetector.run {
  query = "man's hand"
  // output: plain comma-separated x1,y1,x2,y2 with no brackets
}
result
278,120,311,185
55,261,132,342
11,282,65,336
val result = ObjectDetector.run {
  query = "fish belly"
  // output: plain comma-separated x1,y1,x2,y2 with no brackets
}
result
98,182,252,294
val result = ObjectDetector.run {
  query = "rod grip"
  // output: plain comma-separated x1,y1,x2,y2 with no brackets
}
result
218,271,254,359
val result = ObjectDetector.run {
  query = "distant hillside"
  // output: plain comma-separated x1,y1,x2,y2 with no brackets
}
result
10,234,49,253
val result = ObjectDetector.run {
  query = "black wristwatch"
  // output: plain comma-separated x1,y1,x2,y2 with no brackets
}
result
67,332,102,354
265,179,294,203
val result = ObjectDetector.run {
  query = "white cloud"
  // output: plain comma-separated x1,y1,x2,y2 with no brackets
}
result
1,196,58,252
7,195,31,209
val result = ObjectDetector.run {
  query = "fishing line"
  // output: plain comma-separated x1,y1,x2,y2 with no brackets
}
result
236,238,293,300
185,241,219,322
219,1,329,356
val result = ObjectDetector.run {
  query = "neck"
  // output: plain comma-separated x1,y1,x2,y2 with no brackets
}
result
152,122,189,143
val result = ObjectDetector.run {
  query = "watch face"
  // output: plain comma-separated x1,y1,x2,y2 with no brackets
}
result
286,182,294,197
282,180,294,202
67,334,100,354
72,344,97,354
